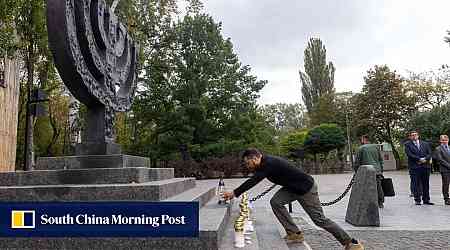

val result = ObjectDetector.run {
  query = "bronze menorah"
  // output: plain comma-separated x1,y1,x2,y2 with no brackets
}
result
47,0,138,155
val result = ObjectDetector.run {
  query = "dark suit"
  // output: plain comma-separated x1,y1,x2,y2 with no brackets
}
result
405,140,432,203
433,145,450,201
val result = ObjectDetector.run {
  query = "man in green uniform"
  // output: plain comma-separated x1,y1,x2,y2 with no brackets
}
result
355,135,385,208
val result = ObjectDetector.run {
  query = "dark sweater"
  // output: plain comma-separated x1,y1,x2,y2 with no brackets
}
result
233,155,315,197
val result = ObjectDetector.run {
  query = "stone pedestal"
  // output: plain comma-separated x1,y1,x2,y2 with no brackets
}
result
345,165,380,226
36,154,150,170
75,142,122,155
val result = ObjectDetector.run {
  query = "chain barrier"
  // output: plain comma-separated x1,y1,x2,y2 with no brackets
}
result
249,174,356,206
320,174,355,206
249,184,277,203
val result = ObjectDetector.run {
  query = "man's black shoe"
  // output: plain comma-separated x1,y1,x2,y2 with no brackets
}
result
445,200,450,205
415,201,421,205
423,202,434,205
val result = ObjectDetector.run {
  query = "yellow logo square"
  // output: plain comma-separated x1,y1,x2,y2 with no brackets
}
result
11,210,35,229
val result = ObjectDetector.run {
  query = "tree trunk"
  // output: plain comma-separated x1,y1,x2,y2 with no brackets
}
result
391,145,401,170
23,42,35,171
313,154,318,174
385,125,400,169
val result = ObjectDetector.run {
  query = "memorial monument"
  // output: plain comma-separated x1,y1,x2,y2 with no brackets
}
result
0,1,231,249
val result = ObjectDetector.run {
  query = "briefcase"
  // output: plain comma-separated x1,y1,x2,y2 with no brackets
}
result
381,177,395,197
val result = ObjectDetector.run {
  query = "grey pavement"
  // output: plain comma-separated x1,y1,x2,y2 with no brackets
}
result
203,171,450,250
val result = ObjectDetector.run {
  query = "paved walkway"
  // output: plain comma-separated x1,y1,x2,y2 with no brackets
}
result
205,170,450,249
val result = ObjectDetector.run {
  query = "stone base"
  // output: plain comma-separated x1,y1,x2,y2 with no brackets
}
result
0,178,195,201
75,142,122,155
0,167,174,186
36,154,150,170
0,182,231,250
345,165,380,226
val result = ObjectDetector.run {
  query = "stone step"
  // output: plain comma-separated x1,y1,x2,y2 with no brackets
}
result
252,208,310,250
0,178,195,201
0,181,233,250
36,154,150,170
197,198,232,249
219,198,260,250
252,208,291,250
0,167,174,186
164,180,217,208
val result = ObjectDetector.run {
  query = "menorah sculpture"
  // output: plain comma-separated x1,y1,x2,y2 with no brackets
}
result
47,0,138,155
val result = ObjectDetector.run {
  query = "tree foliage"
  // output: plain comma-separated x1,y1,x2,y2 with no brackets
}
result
405,66,450,110
354,65,417,167
129,13,267,163
404,103,450,148
259,103,307,133
299,38,335,114
279,129,308,156
303,123,346,157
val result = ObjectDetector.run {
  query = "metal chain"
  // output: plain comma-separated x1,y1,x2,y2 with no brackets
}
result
249,184,277,203
249,174,356,206
320,174,355,206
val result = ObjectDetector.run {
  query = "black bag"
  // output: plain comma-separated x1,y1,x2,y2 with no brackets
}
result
381,177,395,197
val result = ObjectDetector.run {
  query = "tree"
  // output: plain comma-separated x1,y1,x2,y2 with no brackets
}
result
259,103,307,133
303,123,346,172
131,13,267,164
354,65,417,168
404,103,450,149
279,129,309,157
308,93,336,126
0,0,56,169
406,66,450,110
299,38,335,115
303,123,346,158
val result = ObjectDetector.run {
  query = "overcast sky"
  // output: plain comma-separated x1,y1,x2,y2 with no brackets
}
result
200,0,450,105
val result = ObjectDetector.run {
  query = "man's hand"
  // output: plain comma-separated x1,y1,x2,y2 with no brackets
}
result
222,191,235,201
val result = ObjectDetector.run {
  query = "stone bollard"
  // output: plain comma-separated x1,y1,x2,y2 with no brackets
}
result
345,165,380,226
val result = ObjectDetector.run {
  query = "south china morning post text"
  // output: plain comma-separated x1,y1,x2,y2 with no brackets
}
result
0,202,199,237
40,213,186,227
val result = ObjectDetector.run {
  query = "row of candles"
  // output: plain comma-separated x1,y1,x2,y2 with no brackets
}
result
234,193,254,248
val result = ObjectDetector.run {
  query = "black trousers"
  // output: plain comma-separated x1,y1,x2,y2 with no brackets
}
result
411,167,431,203
441,172,450,201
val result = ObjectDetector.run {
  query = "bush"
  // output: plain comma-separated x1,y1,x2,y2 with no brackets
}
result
165,155,249,179
304,123,346,157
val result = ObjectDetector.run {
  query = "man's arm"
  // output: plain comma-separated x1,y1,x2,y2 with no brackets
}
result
378,148,384,173
434,147,450,169
354,148,362,172
404,142,420,161
233,170,267,198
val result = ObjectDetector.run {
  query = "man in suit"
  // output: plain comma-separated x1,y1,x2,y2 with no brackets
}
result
404,131,434,205
354,135,384,208
433,135,450,205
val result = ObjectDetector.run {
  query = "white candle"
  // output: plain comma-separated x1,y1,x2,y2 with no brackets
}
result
234,231,245,248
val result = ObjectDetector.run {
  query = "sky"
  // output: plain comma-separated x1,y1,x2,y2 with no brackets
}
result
199,0,450,104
